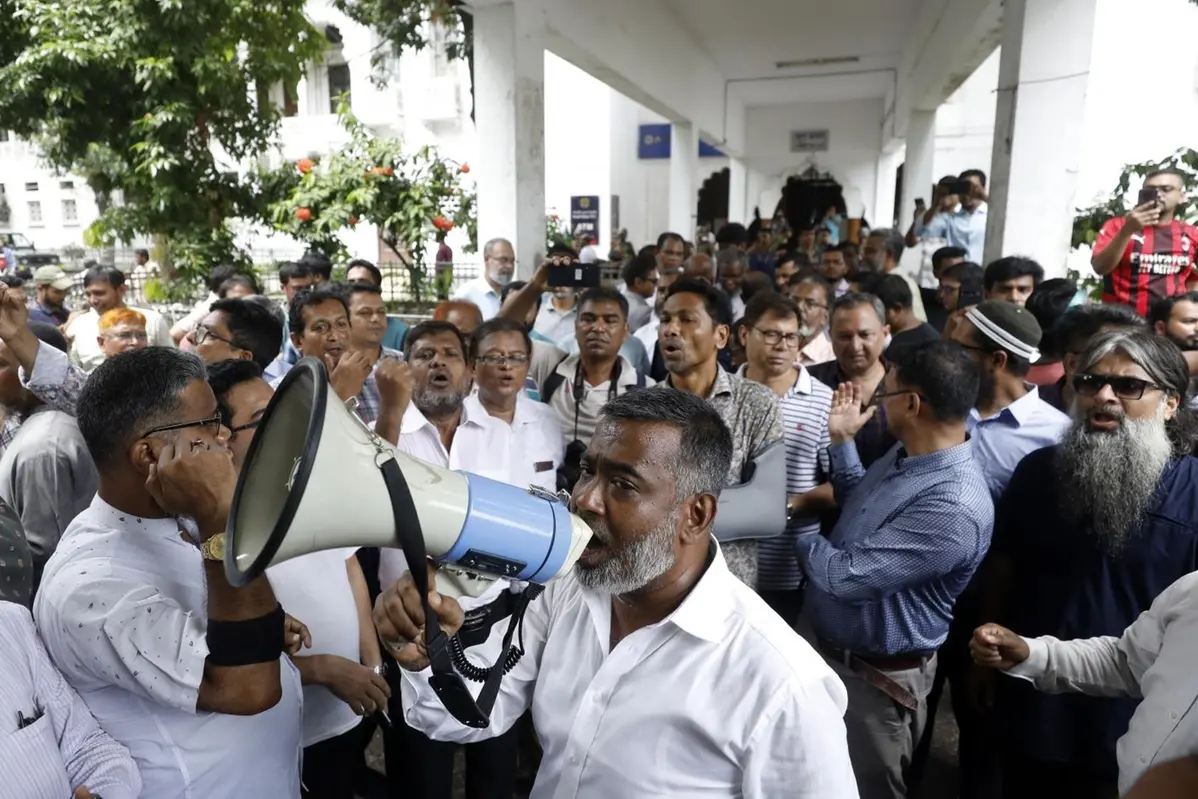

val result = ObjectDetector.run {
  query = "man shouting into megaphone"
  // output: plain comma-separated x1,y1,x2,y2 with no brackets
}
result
374,389,860,798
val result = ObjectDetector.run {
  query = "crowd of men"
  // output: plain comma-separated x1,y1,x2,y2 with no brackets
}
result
0,164,1197,799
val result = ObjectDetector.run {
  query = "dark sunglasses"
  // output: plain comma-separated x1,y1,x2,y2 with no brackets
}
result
1072,373,1164,400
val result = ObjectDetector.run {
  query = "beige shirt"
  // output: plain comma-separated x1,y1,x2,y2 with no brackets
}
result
65,306,174,372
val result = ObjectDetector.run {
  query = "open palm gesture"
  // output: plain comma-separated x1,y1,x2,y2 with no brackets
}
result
827,382,875,444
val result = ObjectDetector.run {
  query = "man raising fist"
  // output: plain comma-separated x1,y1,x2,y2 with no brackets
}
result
971,570,1198,796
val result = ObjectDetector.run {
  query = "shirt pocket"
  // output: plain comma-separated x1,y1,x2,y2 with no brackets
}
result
1,714,72,797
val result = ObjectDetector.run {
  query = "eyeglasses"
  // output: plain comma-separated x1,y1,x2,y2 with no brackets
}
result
476,353,530,367
869,388,925,408
797,299,828,311
229,418,262,440
753,328,801,348
140,412,225,439
1073,373,1165,400
488,257,516,266
193,325,237,348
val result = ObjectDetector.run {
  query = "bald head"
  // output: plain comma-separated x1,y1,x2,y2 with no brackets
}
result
433,300,484,335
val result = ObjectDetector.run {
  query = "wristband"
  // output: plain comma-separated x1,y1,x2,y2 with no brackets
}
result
206,604,286,666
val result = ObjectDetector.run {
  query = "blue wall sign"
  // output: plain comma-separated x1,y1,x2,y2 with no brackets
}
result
638,124,725,159
570,195,600,241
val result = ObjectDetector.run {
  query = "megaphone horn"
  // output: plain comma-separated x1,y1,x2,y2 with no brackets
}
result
224,357,591,592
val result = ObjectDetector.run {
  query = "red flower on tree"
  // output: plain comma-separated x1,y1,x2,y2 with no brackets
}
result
432,216,454,232
296,158,314,175
348,216,358,226
295,207,312,222
459,163,470,174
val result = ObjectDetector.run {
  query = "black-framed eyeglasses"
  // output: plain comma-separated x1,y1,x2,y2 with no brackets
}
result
140,412,225,439
193,324,238,348
870,388,925,408
753,328,801,348
1073,373,1165,400
229,418,262,440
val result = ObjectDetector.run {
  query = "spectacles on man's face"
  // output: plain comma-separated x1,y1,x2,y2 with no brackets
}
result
753,328,801,349
1073,373,1165,400
104,329,148,343
193,324,237,348
869,388,925,408
476,353,530,368
229,418,262,441
140,411,225,439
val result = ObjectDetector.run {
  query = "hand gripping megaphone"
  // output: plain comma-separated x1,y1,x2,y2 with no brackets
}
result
223,357,592,727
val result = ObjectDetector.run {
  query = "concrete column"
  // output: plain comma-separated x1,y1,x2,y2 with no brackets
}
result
727,157,748,226
668,122,697,239
985,0,1098,275
900,110,936,232
473,2,546,279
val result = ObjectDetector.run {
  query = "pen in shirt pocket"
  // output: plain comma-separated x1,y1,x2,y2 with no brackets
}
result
16,707,43,729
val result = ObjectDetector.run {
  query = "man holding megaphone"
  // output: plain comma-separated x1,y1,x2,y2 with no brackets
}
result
373,389,859,798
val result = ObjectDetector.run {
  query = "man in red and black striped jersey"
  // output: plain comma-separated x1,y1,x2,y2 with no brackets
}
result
1092,168,1198,316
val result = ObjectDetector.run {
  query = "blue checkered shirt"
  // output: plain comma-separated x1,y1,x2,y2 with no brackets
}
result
797,438,994,656
0,344,87,457
351,347,404,427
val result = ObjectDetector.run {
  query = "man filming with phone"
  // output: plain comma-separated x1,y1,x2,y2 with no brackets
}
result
911,170,989,265
1091,168,1198,316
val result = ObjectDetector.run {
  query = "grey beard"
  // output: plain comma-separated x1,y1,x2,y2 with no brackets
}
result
1057,408,1172,553
573,514,677,595
413,387,465,419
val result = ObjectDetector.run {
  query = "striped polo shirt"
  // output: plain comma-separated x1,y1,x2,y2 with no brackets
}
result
740,365,833,591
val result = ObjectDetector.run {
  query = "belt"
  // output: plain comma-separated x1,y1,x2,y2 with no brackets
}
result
817,638,933,711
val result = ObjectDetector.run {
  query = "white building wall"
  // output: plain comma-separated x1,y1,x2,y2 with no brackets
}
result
742,99,885,224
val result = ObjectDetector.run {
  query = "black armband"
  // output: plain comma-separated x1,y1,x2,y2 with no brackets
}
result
206,604,285,666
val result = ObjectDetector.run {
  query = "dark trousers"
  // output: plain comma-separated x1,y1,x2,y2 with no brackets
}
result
759,587,804,629
304,723,370,799
908,589,1001,799
1001,753,1119,799
384,708,520,799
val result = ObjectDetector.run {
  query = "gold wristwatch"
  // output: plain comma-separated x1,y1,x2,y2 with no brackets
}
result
199,533,226,562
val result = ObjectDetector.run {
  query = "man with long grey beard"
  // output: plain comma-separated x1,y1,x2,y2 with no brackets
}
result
376,389,860,798
976,330,1198,799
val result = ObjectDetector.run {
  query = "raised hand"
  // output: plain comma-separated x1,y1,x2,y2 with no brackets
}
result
827,382,875,444
0,286,29,341
373,562,464,671
145,441,237,535
1125,201,1162,233
328,350,373,402
376,356,414,416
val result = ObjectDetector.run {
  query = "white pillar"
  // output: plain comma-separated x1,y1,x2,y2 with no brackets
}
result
985,0,1097,275
473,2,546,279
901,111,936,232
668,122,697,239
727,157,748,226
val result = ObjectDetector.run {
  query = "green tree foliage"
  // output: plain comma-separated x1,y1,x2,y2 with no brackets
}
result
0,0,323,278
1072,148,1198,249
266,103,476,302
331,0,468,78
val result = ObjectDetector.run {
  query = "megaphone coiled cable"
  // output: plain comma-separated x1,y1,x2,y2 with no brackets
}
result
448,584,544,683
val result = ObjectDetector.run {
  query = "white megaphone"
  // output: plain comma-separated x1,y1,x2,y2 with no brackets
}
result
223,357,592,596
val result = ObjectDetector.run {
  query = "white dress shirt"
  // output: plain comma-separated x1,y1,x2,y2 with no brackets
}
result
34,497,304,798
0,602,141,799
400,545,859,798
1007,571,1198,795
65,306,174,372
267,548,363,747
451,276,502,320
456,394,564,493
633,315,659,355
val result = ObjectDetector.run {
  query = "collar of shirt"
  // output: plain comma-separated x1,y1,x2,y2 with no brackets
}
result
892,438,974,474
579,542,735,647
799,331,835,366
400,399,478,438
734,363,814,398
461,392,539,430
667,364,733,401
953,201,988,218
968,385,1048,429
87,495,188,543
554,354,639,389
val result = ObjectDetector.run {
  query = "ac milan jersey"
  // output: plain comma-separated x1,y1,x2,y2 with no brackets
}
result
1099,218,1198,316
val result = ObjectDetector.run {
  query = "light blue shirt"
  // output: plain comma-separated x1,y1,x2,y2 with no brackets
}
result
966,386,1070,500
917,202,988,264
451,276,502,320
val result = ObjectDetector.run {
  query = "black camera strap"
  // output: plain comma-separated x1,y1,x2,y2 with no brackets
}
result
569,358,623,441
379,457,530,729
